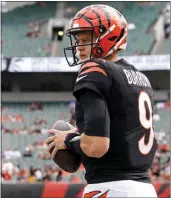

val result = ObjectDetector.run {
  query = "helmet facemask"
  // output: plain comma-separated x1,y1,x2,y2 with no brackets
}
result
64,27,103,67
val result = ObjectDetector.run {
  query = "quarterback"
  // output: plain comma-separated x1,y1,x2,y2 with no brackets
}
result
46,4,158,197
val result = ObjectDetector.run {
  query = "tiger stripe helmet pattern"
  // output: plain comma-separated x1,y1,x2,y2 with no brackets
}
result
64,4,128,66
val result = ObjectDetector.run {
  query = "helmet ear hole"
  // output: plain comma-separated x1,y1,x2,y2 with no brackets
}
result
92,44,104,57
98,25,106,34
96,46,103,55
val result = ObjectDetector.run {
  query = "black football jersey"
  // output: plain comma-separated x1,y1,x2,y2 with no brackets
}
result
73,58,158,184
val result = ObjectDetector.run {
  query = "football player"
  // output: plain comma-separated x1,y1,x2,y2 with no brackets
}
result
46,4,158,197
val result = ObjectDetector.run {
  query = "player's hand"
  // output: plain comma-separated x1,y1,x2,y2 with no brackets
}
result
45,129,73,159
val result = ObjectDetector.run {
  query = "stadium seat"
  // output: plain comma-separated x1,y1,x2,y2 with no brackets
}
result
2,2,168,57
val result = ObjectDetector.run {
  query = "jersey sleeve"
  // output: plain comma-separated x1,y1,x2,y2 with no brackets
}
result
73,60,111,100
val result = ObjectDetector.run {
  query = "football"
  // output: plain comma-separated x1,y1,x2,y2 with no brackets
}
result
49,120,81,173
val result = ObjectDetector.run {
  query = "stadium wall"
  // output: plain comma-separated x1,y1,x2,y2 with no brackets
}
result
2,92,74,102
2,182,170,198
2,91,169,102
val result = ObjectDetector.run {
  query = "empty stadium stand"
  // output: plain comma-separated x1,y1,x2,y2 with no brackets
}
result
2,2,168,57
2,2,56,57
1,102,169,184
2,102,170,172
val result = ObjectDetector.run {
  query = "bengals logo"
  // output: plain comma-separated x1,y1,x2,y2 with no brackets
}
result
83,190,109,198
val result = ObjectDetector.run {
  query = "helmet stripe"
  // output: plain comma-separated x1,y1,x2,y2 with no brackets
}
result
95,7,111,28
91,10,102,25
81,15,93,26
101,8,111,28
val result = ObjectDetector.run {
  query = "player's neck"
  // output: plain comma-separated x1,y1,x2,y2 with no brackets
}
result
105,52,119,62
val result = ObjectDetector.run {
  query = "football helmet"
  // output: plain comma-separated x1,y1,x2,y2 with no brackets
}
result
64,4,128,66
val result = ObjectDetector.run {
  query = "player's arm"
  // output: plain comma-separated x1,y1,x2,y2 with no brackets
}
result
65,91,110,158
79,90,110,158
64,61,111,158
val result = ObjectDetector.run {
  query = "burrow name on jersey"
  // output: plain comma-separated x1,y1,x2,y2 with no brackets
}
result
123,69,151,88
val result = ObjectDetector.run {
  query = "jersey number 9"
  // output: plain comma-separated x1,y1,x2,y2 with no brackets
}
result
138,91,155,155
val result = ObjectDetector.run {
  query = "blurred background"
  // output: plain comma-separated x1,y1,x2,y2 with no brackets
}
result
1,1,170,197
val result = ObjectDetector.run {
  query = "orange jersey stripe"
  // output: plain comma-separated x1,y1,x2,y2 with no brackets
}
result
79,67,107,76
79,62,99,73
